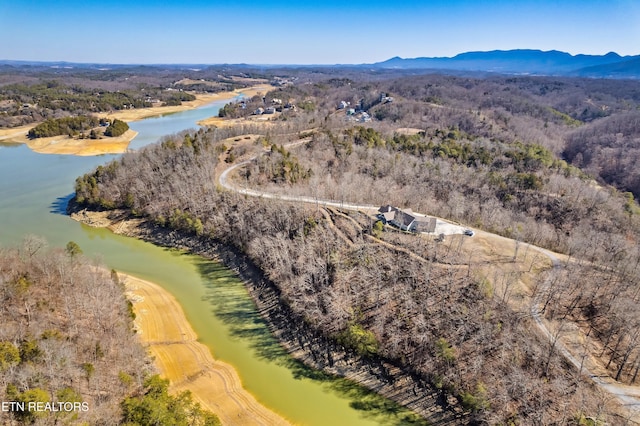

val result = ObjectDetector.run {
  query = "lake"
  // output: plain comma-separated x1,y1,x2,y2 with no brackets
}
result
0,99,423,426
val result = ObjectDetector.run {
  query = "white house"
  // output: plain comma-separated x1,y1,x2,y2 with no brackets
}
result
360,112,372,123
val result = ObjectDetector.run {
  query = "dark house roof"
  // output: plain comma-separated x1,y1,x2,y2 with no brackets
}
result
378,205,397,213
392,209,417,229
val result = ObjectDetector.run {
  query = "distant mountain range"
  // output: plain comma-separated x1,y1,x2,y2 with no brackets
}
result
2,50,639,79
370,49,640,78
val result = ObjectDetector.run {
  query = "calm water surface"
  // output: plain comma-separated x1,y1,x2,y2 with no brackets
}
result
0,101,423,426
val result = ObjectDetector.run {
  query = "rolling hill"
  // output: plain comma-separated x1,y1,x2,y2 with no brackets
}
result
371,49,640,78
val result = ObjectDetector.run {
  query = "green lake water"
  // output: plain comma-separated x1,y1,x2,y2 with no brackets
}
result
0,101,425,425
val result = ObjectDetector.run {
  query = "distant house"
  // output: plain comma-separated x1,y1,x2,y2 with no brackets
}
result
338,101,349,110
378,205,437,233
264,106,276,114
360,112,372,123
254,107,264,115
380,93,394,103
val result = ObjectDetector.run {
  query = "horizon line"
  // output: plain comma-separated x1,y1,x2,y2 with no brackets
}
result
2,49,639,68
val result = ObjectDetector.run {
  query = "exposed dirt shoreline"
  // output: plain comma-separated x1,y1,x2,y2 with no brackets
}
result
68,202,465,424
122,273,290,426
0,84,273,156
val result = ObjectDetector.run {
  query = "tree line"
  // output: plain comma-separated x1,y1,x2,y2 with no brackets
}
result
27,116,129,139
27,115,99,138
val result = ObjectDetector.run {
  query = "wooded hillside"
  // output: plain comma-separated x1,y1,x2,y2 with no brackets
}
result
0,239,220,425
0,238,148,424
72,72,640,423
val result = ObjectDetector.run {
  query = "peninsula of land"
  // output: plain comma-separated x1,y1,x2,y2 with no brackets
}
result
0,84,272,156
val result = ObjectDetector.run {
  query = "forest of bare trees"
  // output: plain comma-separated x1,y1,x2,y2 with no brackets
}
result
564,111,640,198
0,238,149,424
67,69,640,423
246,76,640,392
0,238,220,425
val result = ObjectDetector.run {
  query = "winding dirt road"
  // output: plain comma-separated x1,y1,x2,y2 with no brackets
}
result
528,246,640,419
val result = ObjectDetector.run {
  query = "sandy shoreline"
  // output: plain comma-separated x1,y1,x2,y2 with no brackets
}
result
25,129,138,156
99,84,272,123
122,272,290,426
0,84,273,156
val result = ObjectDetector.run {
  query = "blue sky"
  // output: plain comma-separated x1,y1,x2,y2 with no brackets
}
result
1,0,638,64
